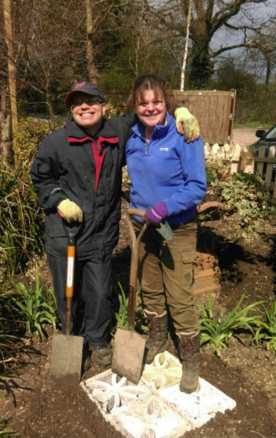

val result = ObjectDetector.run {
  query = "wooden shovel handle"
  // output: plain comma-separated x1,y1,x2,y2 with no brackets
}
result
197,201,224,213
128,207,146,218
125,212,147,331
65,243,75,335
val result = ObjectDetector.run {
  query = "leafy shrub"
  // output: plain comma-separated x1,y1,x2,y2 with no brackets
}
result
219,172,272,219
202,161,275,239
13,117,51,167
205,159,231,188
0,166,44,279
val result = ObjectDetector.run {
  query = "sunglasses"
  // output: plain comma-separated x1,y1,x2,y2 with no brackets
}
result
71,96,103,108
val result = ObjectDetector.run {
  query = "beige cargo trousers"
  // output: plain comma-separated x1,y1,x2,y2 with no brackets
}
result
133,219,199,333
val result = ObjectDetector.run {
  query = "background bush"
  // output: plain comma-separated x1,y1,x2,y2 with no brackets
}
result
0,166,44,280
13,117,52,167
198,159,275,240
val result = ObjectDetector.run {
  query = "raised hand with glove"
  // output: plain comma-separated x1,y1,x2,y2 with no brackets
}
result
142,202,168,224
174,107,200,143
57,199,83,223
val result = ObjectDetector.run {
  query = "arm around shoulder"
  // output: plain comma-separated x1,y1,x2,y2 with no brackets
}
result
175,107,200,143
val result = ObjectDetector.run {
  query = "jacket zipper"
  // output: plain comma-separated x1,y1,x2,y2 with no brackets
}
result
144,139,150,156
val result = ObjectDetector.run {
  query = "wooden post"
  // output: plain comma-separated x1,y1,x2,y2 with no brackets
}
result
239,150,254,173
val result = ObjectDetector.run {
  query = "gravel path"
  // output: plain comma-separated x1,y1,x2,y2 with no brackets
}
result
232,127,259,148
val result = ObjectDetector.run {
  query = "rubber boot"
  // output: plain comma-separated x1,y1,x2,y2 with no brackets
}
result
89,341,112,367
177,331,200,394
144,310,168,364
82,344,92,374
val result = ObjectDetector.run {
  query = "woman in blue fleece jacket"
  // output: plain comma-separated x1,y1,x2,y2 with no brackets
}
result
126,74,207,394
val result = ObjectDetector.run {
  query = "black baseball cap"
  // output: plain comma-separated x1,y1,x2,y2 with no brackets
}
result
65,81,105,105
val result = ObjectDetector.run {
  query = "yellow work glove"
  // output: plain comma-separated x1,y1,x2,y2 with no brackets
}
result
57,199,83,223
174,107,200,143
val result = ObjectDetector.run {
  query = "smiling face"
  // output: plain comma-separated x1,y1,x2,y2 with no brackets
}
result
134,89,167,130
70,92,106,136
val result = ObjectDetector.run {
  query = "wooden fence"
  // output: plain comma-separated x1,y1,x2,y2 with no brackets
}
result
171,89,236,145
205,142,276,204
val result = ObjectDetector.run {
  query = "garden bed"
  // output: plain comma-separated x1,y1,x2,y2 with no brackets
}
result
2,207,276,438
2,128,276,438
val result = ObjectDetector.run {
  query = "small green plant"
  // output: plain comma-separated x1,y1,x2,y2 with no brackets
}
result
111,280,147,335
254,302,276,352
199,294,263,356
11,264,57,340
0,418,18,437
0,235,18,279
112,281,129,331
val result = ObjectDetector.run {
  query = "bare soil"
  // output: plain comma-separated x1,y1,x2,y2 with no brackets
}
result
3,129,276,438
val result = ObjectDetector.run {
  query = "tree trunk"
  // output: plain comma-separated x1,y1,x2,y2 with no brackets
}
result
189,41,213,89
180,0,192,91
0,87,14,166
46,90,56,131
3,0,18,137
86,0,98,83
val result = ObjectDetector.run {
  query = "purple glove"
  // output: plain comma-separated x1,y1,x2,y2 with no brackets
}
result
144,202,168,224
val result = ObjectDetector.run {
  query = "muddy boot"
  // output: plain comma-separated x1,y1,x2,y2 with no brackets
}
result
89,341,112,367
144,310,168,364
177,331,200,394
82,344,92,374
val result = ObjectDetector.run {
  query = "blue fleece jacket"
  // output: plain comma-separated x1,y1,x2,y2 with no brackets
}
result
126,112,207,225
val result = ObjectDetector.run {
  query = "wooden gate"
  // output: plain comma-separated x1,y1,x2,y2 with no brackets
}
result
170,89,236,146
